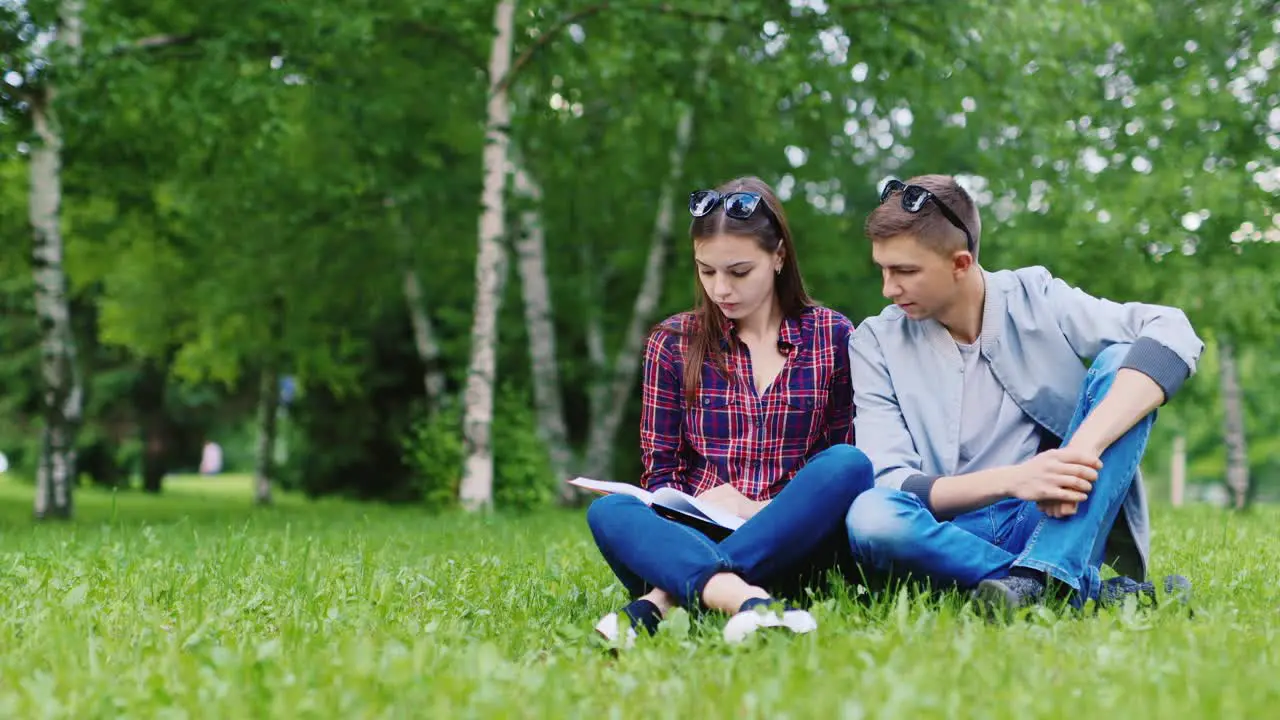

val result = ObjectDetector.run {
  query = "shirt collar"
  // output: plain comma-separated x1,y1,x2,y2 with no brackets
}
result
719,308,808,350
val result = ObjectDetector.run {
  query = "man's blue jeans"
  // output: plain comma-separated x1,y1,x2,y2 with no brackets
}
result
587,444,875,607
845,343,1154,605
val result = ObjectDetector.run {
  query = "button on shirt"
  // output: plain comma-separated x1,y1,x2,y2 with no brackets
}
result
639,305,854,500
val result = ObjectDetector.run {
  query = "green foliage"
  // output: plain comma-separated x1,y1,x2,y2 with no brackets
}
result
401,384,557,513
401,403,464,511
0,159,40,451
491,383,557,512
1,0,1278,505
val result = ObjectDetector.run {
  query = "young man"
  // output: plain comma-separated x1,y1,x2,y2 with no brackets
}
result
844,174,1203,615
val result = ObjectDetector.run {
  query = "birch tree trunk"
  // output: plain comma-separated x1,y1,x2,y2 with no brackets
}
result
388,199,446,409
1170,434,1186,507
458,0,517,511
580,247,610,493
403,268,447,408
581,23,723,481
252,297,287,505
511,158,573,486
580,241,608,436
1219,339,1250,510
31,0,85,520
253,365,279,506
137,359,170,494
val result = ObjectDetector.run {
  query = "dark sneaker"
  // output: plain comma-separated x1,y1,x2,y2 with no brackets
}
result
1163,573,1193,607
1099,574,1192,610
973,574,1047,620
722,597,817,644
594,598,663,649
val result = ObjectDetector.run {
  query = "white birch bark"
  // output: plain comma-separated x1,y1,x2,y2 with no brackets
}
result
31,0,85,519
403,268,447,408
458,0,517,511
1219,339,1250,510
388,199,446,408
511,158,573,485
1169,434,1186,507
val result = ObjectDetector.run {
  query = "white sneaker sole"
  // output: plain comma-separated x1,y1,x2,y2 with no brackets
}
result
594,612,637,649
723,608,817,644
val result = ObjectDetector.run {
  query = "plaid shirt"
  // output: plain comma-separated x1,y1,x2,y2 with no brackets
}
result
639,305,855,501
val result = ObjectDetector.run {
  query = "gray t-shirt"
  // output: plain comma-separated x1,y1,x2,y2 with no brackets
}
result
955,339,1042,474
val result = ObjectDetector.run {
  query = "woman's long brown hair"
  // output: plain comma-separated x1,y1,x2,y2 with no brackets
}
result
659,176,815,403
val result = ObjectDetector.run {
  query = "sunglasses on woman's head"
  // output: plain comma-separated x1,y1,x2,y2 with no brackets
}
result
878,178,976,255
689,190,765,220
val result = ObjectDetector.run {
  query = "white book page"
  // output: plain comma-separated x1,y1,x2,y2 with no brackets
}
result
567,477,744,532
567,477,654,503
651,487,745,531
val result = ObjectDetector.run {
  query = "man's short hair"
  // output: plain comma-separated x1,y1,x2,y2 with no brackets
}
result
865,174,982,258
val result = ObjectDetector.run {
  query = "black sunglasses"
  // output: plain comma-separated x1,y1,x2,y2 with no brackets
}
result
879,179,976,255
689,190,771,222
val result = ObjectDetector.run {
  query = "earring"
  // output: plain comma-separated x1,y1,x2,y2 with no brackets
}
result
775,267,782,275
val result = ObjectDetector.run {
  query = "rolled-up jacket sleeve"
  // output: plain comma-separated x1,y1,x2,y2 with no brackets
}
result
1033,267,1205,402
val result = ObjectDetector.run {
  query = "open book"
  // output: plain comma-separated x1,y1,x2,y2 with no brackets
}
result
568,477,745,541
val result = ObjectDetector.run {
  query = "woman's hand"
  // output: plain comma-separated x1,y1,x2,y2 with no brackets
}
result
697,484,768,520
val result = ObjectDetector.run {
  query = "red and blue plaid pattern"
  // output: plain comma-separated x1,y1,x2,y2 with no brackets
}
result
639,306,854,501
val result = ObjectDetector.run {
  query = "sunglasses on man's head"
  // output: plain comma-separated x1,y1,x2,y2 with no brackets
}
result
878,178,976,255
689,190,765,220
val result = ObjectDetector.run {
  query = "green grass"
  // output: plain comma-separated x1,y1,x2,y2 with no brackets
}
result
0,475,1277,718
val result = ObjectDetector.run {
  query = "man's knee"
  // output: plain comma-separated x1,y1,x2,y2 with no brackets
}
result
844,487,924,556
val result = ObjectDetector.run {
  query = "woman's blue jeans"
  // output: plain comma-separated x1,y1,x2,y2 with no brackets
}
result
587,444,876,607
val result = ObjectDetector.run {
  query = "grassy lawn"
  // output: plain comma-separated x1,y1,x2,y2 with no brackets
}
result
0,475,1276,717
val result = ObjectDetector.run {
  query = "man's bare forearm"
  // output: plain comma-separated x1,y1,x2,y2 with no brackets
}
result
1065,368,1164,456
1035,368,1166,516
924,467,1019,517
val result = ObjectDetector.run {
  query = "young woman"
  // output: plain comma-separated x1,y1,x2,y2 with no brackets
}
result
586,176,875,646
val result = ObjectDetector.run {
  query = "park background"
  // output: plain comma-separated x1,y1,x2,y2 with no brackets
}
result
1,0,1279,717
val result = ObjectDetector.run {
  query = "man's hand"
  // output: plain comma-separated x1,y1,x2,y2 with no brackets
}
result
1031,367,1167,520
696,484,767,520
1036,440,1109,518
1038,499,1079,519
1010,448,1102,505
